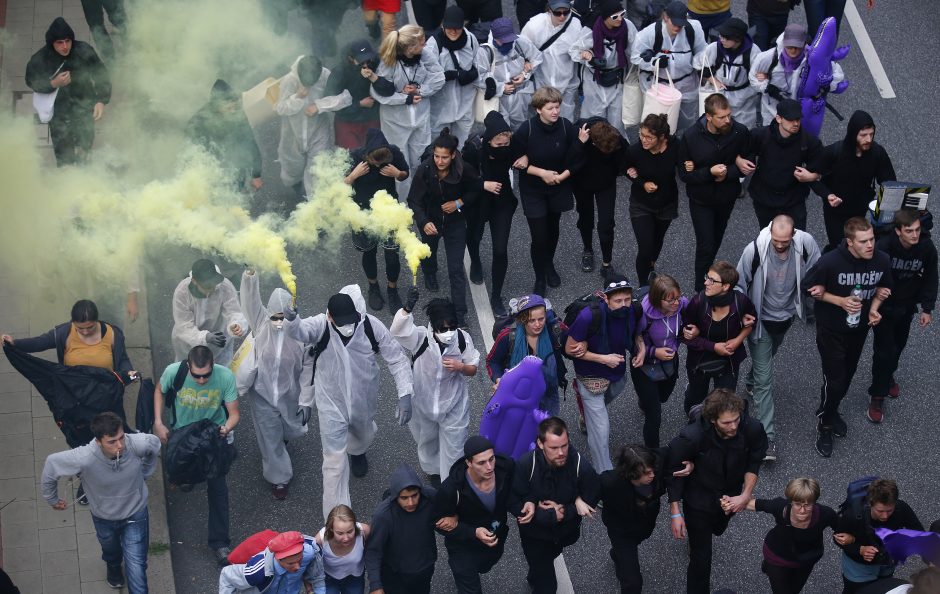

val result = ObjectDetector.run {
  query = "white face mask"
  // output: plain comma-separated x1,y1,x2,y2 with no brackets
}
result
335,323,356,337
271,319,285,331
435,330,456,344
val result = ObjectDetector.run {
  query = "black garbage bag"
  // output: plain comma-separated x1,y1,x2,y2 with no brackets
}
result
164,419,236,485
135,378,155,433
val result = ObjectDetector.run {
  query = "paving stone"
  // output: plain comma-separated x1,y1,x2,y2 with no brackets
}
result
38,525,77,553
0,390,31,413
0,411,32,434
32,395,53,417
0,433,35,456
32,415,63,439
0,454,35,480
78,555,106,583
40,549,79,577
0,476,36,501
1,520,39,549
0,544,40,572
0,374,31,394
77,531,100,558
82,580,119,594
36,496,74,529
5,570,41,594
44,571,82,592
0,498,38,525
74,508,96,534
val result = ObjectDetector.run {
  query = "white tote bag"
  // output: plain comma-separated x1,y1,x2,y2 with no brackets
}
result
242,76,283,129
640,64,682,134
32,89,58,123
231,332,257,396
621,66,643,128
698,64,723,117
474,44,500,124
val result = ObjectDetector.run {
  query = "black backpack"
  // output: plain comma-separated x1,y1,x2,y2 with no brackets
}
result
560,292,606,360
839,475,879,524
652,19,696,56
411,329,468,366
307,317,380,386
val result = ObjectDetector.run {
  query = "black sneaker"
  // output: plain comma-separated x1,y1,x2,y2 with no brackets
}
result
386,286,403,313
490,295,507,317
214,546,232,567
815,424,834,457
546,265,561,288
581,250,595,272
367,283,385,311
106,563,124,589
646,270,658,286
533,279,547,297
832,413,848,438
425,273,439,292
763,440,777,462
469,260,484,284
76,483,88,506
350,453,369,478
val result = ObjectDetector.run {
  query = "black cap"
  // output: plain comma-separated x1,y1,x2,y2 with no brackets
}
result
664,1,689,27
464,436,495,459
599,0,624,18
716,17,747,41
347,39,376,64
442,5,465,29
603,273,633,295
328,293,360,326
191,259,224,287
777,98,802,120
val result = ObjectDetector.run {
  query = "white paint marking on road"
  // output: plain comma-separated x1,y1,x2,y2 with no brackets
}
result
465,250,576,593
844,0,896,99
403,0,417,27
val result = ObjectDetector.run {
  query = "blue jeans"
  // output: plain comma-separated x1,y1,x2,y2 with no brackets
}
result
748,11,790,51
325,573,365,594
92,506,149,594
207,475,230,548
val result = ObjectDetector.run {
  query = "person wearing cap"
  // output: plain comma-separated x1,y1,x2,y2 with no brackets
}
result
686,0,731,40
521,0,583,121
326,40,383,150
284,285,413,519
487,17,544,130
565,274,643,472
237,269,312,501
486,293,568,415
693,17,761,129
170,259,247,367
462,110,519,316
371,24,446,199
364,465,439,594
508,416,601,594
427,6,487,148
390,289,480,481
219,530,327,594
631,1,707,134
569,1,637,135
748,22,846,126
735,97,825,231
432,436,515,594
26,17,111,166
361,0,400,41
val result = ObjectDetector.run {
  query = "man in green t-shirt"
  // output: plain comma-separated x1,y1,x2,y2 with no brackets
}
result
153,345,240,566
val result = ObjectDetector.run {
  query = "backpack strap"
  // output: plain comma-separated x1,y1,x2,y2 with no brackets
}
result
457,329,467,353
653,20,695,55
748,239,762,287
529,450,537,481
412,336,430,365
539,15,573,52
362,317,380,354
307,330,332,387
166,361,190,427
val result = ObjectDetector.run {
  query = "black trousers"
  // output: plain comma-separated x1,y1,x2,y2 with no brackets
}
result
206,476,230,548
815,324,869,425
80,0,126,62
753,201,807,231
822,204,867,252
456,0,503,23
50,108,96,167
361,245,401,283
684,507,732,594
421,220,469,320
527,211,562,284
608,532,646,594
447,543,503,594
520,535,564,594
869,305,914,397
383,566,435,594
689,201,735,291
683,365,738,413
411,0,447,31
466,195,516,298
762,560,815,594
631,215,673,286
574,185,617,263
631,365,678,447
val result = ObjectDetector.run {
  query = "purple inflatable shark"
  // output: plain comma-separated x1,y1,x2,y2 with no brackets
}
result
478,355,550,459
798,16,851,137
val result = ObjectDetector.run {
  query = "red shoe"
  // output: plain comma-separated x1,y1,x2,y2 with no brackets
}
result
888,381,900,399
867,397,884,424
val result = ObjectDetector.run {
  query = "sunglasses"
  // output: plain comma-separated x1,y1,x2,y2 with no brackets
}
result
190,370,213,380
609,11,625,20
551,8,570,16
606,280,630,290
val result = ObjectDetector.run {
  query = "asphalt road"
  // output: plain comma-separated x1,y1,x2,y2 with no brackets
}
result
148,1,940,592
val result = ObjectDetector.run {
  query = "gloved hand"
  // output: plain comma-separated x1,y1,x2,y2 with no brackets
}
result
766,84,784,101
588,56,608,70
396,394,413,426
405,93,416,105
640,49,655,63
404,286,420,312
207,332,226,348
284,305,298,321
484,77,497,100
296,405,312,426
653,54,670,69
457,66,479,85
444,70,459,81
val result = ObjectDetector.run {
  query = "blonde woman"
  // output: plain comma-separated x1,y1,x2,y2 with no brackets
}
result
316,505,370,594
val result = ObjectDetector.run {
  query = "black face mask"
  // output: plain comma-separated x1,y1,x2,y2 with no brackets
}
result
707,291,733,307
488,145,512,160
608,306,630,319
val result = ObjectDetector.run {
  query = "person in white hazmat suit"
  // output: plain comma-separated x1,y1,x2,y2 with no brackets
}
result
426,6,488,148
487,17,543,131
631,0,707,135
284,285,414,519
171,259,247,367
276,55,352,199
570,0,637,134
521,0,583,122
693,18,761,129
237,270,312,501
369,24,446,199
389,288,479,481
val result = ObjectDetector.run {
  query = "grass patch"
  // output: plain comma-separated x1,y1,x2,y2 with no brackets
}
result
149,541,171,555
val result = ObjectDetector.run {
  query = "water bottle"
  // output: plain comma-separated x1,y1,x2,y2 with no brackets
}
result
846,284,863,328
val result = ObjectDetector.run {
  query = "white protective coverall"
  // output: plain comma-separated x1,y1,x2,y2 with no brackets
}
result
171,273,247,366
426,30,488,148
238,271,312,486
285,285,413,519
631,18,707,134
694,41,763,129
521,12,583,121
486,34,543,131
276,57,352,194
371,47,446,200
389,310,480,478
570,18,638,134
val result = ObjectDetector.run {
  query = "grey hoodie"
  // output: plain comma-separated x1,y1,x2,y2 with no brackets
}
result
41,433,161,520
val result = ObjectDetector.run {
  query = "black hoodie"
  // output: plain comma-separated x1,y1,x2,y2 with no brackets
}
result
745,122,824,208
876,231,938,313
813,110,897,217
462,112,518,208
364,465,437,589
678,115,749,206
347,128,409,208
25,18,111,112
407,149,483,228
803,241,894,333
185,79,263,181
600,447,671,541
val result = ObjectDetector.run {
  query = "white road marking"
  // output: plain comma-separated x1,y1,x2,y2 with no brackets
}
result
403,0,417,27
844,0,896,99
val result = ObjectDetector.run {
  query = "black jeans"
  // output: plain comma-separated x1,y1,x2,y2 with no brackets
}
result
411,0,447,31
631,365,679,447
466,194,516,298
815,324,869,425
80,0,126,61
804,0,847,41
748,11,789,51
631,215,673,286
50,108,96,167
207,475,230,548
575,185,617,263
527,211,562,284
683,365,738,413
608,532,645,594
520,535,564,594
753,201,808,232
762,560,814,594
688,201,735,291
684,507,732,594
822,204,868,252
383,566,434,594
420,220,469,320
869,305,914,397
447,543,503,594
361,245,401,283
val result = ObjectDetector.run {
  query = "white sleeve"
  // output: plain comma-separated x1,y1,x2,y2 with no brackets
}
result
370,316,414,397
286,313,328,345
276,74,306,117
389,309,427,353
217,564,252,594
172,284,208,349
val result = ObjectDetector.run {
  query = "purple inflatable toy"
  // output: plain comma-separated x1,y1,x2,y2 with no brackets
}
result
479,355,550,459
798,16,851,137
874,528,940,565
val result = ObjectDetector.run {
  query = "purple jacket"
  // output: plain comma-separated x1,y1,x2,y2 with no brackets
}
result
637,295,687,364
681,291,756,370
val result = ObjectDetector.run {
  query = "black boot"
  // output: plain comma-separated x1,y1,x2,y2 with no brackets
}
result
469,260,484,284
546,265,561,288
490,295,507,317
367,283,385,311
533,279,547,297
386,286,403,313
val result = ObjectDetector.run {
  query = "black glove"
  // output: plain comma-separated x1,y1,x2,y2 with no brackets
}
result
589,56,608,70
653,54,670,69
484,77,497,100
296,405,312,426
766,84,784,101
405,93,416,105
284,305,298,321
640,49,655,63
207,332,226,348
444,70,459,81
404,286,420,312
457,66,479,85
